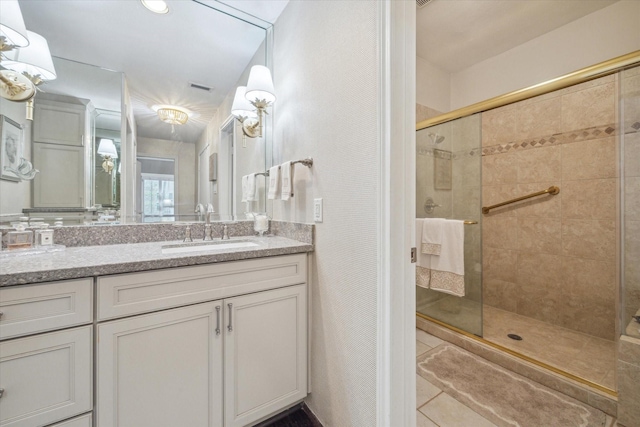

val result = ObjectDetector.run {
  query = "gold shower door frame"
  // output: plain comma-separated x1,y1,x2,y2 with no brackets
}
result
416,50,640,397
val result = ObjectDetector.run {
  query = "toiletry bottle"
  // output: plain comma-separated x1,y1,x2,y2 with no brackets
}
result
7,224,33,250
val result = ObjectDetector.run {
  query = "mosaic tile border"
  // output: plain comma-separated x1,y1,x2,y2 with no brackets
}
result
482,123,618,157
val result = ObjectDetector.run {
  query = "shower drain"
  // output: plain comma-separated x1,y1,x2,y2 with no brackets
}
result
507,334,523,341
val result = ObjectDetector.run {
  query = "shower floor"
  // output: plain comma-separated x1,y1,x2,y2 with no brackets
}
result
419,296,616,390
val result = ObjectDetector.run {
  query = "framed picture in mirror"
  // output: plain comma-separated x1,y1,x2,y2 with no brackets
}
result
0,115,23,182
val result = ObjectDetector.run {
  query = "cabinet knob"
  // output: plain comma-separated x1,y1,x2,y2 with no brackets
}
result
0,312,3,319
0,388,4,398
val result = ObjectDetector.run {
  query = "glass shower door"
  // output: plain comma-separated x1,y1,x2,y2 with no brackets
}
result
416,113,483,336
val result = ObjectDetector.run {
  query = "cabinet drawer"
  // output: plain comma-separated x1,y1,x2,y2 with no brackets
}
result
97,253,306,320
0,279,93,340
0,326,92,427
49,413,92,427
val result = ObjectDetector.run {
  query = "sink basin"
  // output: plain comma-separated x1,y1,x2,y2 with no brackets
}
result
161,240,259,255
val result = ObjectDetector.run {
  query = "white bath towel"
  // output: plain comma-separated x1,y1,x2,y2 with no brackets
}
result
429,219,465,297
246,173,257,202
241,175,248,202
421,218,445,255
267,165,280,200
415,219,433,289
281,161,294,200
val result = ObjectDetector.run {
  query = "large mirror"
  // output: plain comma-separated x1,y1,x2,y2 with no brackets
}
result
0,0,283,225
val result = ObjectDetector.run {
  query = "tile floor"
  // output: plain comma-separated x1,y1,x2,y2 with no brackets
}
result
415,328,619,427
419,295,617,389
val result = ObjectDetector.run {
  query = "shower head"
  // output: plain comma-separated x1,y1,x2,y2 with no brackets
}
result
428,133,445,145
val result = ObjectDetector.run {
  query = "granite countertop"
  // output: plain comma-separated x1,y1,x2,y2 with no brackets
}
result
0,236,313,287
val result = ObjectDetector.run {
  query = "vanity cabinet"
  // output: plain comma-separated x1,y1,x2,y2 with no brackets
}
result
0,326,92,427
0,279,94,427
96,254,308,427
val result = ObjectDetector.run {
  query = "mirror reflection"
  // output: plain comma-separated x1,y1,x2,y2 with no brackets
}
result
0,0,275,225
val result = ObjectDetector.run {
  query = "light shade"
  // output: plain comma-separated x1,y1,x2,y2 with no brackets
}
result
0,0,29,47
245,65,276,104
97,139,118,158
231,86,258,119
141,0,169,14
3,31,57,80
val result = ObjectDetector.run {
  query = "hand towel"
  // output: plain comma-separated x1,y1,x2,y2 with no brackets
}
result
241,175,248,202
281,161,294,200
429,219,465,297
421,218,445,255
246,173,257,202
415,219,433,289
267,165,280,200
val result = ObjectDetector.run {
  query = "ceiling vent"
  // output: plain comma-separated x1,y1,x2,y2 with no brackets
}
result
189,82,213,92
417,0,434,9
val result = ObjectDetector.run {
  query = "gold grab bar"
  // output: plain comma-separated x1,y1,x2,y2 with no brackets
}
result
482,186,560,214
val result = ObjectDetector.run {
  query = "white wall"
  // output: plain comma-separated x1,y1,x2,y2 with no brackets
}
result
0,98,32,215
416,56,450,113
450,0,640,109
271,1,379,425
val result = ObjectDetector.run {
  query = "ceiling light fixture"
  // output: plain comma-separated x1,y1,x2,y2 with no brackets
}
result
152,105,191,125
140,0,169,14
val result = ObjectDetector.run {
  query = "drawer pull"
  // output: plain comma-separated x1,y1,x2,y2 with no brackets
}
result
0,388,4,398
227,303,233,332
0,311,3,319
215,306,221,335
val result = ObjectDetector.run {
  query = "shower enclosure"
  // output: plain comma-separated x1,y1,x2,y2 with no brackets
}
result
416,58,640,393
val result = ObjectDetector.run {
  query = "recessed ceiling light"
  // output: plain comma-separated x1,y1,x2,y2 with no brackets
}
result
141,0,169,14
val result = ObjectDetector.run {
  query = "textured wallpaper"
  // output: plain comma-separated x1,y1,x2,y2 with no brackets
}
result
271,1,380,425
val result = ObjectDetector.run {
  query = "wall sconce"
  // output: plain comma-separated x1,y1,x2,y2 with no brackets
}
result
231,66,276,142
1,31,57,120
0,0,30,51
97,138,118,174
231,86,259,139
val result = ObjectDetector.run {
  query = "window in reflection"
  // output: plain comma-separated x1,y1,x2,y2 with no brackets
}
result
139,157,175,222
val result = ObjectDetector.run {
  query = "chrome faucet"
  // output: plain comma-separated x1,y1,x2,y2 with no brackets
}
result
203,210,214,241
195,203,205,222
222,224,230,240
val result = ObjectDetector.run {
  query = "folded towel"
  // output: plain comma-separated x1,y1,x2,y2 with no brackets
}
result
246,173,257,202
281,161,294,200
241,175,248,202
421,218,445,255
415,219,432,289
267,165,280,200
429,219,465,297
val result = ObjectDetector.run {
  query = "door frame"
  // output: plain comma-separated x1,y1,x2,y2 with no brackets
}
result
377,1,416,426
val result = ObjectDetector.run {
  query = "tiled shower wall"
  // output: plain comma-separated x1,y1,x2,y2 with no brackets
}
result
481,74,618,341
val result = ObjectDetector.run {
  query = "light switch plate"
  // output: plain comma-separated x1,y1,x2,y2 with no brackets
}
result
313,198,323,223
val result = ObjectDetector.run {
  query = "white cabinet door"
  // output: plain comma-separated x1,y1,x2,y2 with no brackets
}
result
33,100,85,146
33,142,85,208
97,301,223,427
224,285,307,427
0,326,92,427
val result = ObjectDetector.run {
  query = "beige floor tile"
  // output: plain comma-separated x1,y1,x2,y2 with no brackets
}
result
419,393,497,427
417,374,441,408
416,410,438,427
417,329,444,348
417,341,431,357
